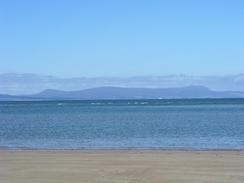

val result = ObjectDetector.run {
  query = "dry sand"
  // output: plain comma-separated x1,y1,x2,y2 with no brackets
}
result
0,150,243,183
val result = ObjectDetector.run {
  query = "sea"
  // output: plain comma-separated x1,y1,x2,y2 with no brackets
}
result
0,99,243,150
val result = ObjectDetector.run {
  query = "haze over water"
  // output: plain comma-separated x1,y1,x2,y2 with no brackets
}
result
0,99,243,150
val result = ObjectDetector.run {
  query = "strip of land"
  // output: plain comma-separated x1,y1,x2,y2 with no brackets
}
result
0,150,243,183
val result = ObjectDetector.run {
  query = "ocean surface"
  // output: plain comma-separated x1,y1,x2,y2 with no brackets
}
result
0,99,244,150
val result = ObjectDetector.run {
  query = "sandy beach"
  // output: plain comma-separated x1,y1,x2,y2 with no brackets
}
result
0,150,243,183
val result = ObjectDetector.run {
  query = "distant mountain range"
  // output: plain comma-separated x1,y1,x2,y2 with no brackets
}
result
1,73,244,95
1,86,244,101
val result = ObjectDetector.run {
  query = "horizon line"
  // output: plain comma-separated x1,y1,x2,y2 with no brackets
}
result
1,72,244,79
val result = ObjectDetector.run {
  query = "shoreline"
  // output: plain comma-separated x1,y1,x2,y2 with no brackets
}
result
1,148,244,152
1,146,243,152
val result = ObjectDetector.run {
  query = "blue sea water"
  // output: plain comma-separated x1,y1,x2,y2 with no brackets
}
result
0,99,244,150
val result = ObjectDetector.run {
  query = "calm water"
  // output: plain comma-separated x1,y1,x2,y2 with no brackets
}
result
0,99,244,150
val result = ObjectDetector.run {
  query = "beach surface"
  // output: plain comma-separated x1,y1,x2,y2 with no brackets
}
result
0,150,243,183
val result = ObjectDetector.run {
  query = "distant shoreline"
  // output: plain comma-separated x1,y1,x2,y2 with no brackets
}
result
1,97,244,102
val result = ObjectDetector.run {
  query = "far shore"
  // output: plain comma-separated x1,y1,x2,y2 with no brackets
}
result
0,150,243,183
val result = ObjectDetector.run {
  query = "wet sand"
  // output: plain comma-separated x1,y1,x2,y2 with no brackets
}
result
0,150,243,183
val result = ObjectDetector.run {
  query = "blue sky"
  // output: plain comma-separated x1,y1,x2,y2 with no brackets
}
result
0,0,243,77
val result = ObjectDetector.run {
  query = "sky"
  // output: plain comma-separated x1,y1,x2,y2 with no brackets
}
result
0,0,243,77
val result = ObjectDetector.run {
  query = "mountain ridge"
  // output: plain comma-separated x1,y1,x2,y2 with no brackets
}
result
1,73,244,95
1,86,244,101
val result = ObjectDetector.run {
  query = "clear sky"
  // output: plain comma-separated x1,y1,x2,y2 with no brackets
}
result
0,0,243,77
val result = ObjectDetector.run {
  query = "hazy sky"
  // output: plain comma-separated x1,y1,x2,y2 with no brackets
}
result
0,0,243,77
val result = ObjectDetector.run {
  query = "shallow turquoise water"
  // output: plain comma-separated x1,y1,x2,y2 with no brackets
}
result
0,99,244,150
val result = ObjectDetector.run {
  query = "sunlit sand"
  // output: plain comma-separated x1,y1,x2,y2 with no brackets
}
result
0,150,243,183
